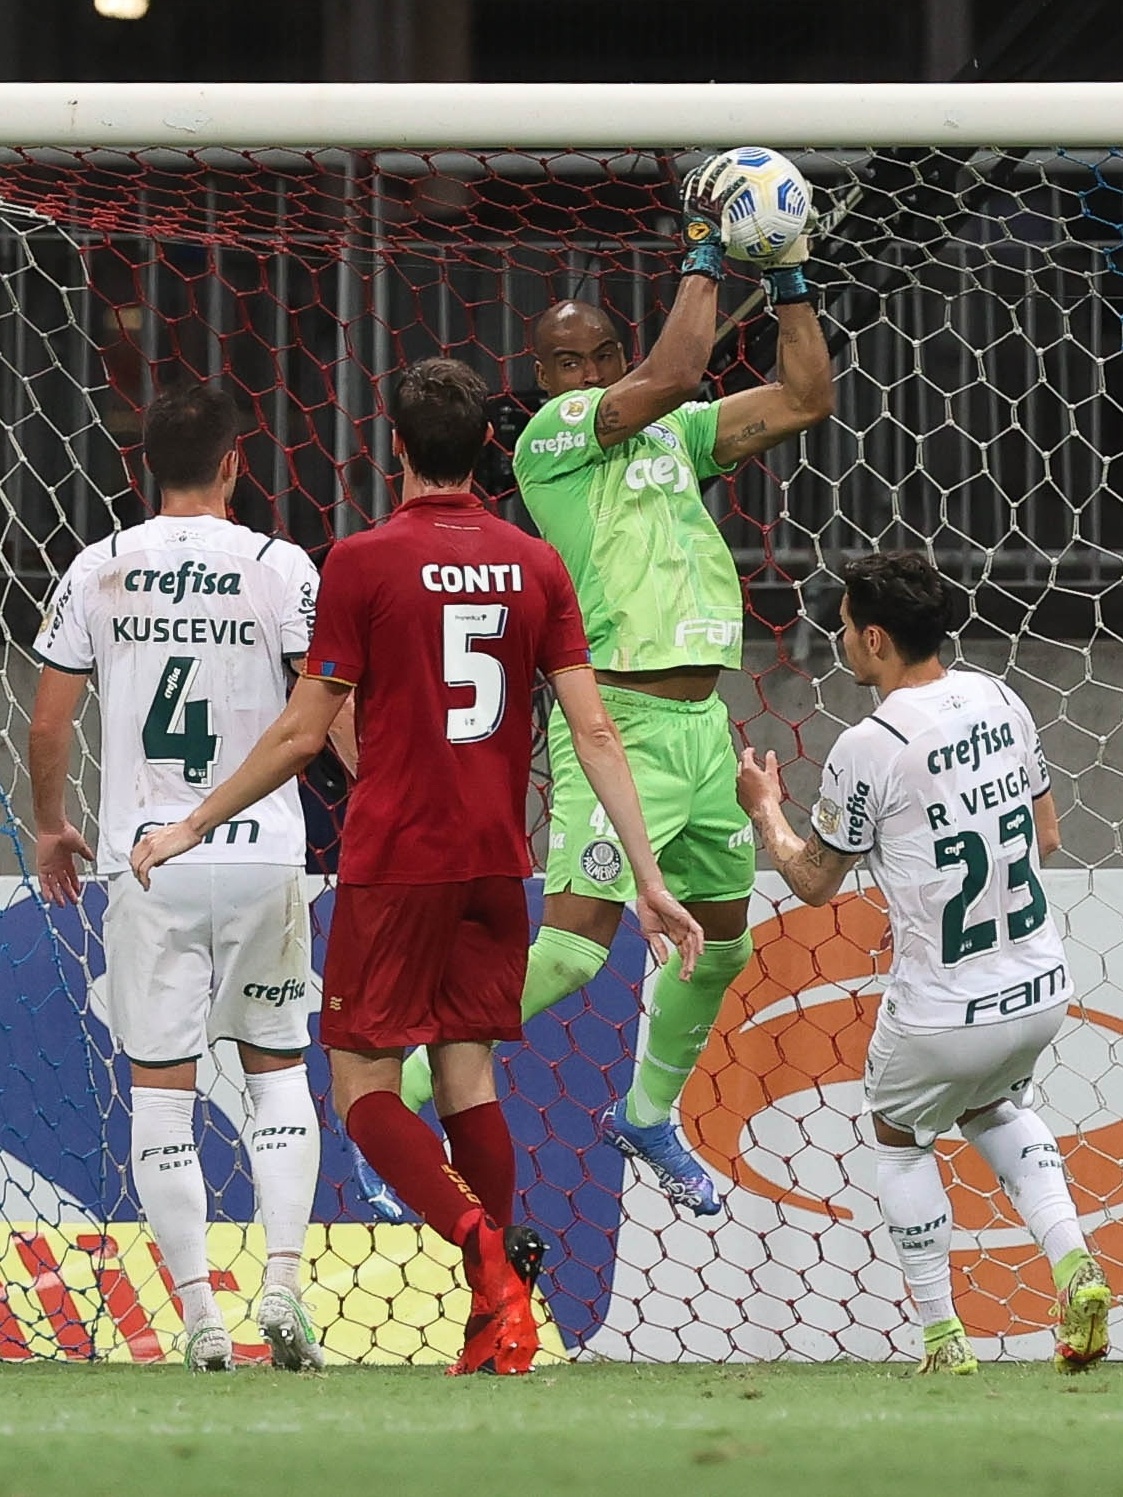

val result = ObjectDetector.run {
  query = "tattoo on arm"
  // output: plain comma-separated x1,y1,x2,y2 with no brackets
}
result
733,418,766,444
789,832,827,874
773,828,824,891
594,397,627,444
756,818,856,905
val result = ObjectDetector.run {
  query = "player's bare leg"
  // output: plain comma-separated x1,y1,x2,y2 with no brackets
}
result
239,1042,323,1371
958,1100,1110,1371
540,888,625,949
130,1059,232,1372
873,1111,977,1375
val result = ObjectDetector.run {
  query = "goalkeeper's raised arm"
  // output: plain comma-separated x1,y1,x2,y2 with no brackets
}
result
515,152,833,476
709,277,834,465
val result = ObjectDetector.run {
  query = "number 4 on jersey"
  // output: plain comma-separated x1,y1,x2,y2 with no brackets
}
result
142,655,220,786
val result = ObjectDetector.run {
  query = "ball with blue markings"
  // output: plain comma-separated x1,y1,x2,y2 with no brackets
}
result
694,146,811,264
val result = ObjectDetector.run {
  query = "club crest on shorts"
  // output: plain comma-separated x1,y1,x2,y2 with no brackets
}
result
580,838,623,884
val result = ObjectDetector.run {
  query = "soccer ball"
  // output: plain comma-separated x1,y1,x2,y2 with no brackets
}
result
696,146,812,264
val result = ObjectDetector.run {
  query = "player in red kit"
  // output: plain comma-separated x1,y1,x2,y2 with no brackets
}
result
131,358,703,1376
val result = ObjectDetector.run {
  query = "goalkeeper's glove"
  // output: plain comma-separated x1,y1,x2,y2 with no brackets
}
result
760,224,817,308
679,159,727,283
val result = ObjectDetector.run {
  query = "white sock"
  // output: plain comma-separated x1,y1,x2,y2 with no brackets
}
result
178,1279,220,1331
959,1101,1086,1268
875,1142,955,1328
131,1087,218,1331
264,1255,303,1293
245,1064,320,1277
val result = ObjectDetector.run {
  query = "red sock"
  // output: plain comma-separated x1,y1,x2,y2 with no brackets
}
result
442,1101,515,1228
347,1091,483,1245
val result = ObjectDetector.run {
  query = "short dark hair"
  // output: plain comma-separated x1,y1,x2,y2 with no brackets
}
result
392,358,489,486
843,551,954,664
143,385,240,491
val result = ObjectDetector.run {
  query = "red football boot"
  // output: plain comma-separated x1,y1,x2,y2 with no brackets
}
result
446,1288,493,1377
449,1220,545,1376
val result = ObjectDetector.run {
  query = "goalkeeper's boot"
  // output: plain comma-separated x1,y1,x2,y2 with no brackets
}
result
451,1219,545,1377
349,1138,406,1224
185,1319,234,1373
601,1100,722,1217
257,1285,326,1372
917,1317,978,1376
1052,1250,1111,1371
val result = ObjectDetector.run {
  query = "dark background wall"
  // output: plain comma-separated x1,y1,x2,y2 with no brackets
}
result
0,0,1120,86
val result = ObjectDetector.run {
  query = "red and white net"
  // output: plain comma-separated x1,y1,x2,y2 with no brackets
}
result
1,139,1122,1364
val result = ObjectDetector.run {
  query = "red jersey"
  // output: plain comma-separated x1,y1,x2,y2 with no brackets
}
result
305,492,590,885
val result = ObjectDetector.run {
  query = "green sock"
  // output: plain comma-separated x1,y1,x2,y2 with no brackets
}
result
625,931,752,1128
520,926,610,1022
398,925,610,1114
400,1045,436,1114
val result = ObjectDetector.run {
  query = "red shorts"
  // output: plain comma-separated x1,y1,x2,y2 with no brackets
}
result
319,877,529,1051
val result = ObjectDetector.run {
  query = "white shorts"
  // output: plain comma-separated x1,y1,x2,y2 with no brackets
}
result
864,1002,1066,1147
103,864,313,1065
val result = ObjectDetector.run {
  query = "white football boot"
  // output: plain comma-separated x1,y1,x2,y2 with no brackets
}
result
184,1319,234,1372
257,1286,325,1371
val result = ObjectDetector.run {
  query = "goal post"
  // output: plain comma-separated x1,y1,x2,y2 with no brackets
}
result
1,82,1121,1365
4,80,1123,147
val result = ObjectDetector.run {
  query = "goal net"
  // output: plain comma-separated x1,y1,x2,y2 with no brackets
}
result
2,82,1122,1365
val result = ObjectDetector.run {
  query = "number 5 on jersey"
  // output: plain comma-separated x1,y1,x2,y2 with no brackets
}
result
142,655,221,786
443,603,508,743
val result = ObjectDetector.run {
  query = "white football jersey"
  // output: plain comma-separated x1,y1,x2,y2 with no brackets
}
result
811,668,1070,1029
35,514,319,874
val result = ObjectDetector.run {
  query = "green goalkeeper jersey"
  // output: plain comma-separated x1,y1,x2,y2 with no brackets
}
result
513,387,743,672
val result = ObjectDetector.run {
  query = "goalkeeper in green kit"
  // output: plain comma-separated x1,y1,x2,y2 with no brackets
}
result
375,156,834,1218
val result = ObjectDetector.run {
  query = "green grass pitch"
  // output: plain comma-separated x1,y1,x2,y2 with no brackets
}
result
1,1361,1119,1497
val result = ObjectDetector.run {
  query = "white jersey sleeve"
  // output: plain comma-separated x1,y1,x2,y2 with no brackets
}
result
270,540,319,660
993,679,1050,798
811,721,886,856
34,546,106,674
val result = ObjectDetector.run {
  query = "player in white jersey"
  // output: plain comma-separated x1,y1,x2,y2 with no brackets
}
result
30,385,325,1372
737,551,1109,1375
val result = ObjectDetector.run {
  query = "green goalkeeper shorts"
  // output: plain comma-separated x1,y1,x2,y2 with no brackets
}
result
543,683,756,904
